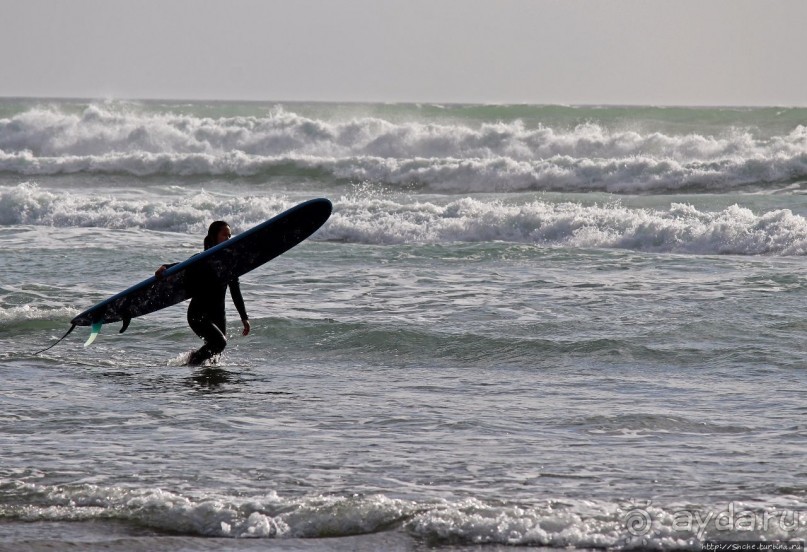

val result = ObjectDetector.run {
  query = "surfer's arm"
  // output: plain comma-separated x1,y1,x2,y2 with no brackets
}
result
229,279,250,336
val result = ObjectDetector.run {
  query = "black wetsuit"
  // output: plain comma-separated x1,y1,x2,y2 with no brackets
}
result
166,257,248,365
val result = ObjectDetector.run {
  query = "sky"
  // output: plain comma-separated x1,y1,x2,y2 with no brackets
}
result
2,0,806,106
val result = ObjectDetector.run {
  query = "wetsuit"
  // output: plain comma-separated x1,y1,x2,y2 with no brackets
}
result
165,258,248,365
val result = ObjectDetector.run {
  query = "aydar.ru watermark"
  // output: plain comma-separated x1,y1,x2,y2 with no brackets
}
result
623,501,807,540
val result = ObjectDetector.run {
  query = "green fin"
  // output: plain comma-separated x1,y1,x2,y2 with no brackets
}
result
84,320,103,348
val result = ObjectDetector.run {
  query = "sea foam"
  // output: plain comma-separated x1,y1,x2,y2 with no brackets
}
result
2,480,804,547
3,183,807,255
1,105,806,192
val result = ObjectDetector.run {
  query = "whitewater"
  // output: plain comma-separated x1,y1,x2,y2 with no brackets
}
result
1,101,806,192
1,99,806,551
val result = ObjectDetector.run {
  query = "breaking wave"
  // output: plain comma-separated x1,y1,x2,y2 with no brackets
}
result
3,183,807,255
1,480,804,547
1,104,806,193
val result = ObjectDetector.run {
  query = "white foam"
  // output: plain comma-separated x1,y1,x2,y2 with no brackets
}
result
3,481,804,546
2,105,806,192
0,304,76,324
0,182,293,233
4,183,807,255
327,195,807,255
408,497,807,547
1,481,408,539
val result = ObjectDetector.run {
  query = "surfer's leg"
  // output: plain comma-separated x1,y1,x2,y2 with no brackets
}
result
188,317,227,365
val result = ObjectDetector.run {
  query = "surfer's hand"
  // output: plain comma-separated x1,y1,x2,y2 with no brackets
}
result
242,319,251,336
155,265,167,279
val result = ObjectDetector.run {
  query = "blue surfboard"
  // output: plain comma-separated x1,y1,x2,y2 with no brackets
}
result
37,198,332,351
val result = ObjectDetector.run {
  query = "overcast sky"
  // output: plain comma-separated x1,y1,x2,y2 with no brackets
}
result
2,0,806,106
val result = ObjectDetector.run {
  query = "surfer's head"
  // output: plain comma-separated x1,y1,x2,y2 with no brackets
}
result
204,221,232,250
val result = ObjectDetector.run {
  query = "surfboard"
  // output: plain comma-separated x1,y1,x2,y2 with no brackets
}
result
38,198,332,351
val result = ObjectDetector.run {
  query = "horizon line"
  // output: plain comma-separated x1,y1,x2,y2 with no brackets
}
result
2,94,806,111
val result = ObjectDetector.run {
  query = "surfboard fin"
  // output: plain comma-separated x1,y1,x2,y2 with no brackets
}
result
32,324,77,355
84,320,103,348
119,317,131,334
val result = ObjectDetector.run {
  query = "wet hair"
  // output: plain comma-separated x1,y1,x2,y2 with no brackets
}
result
204,221,230,250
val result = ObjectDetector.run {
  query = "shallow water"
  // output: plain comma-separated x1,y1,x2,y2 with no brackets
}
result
1,100,806,549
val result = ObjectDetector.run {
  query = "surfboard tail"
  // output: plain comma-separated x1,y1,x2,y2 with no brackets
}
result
32,318,114,354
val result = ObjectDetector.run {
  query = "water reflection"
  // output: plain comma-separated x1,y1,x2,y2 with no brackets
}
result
187,367,236,391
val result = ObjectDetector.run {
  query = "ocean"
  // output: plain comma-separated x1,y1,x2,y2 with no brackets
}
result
1,99,806,551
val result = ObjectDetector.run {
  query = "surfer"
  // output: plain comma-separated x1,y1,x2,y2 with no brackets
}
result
156,221,251,365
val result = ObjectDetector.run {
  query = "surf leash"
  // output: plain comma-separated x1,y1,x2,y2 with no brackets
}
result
31,324,77,355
